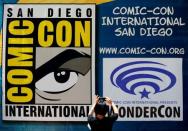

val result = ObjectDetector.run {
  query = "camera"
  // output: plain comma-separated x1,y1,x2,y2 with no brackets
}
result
98,97,106,104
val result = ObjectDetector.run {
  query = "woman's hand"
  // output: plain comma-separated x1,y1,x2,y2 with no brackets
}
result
95,95,100,104
105,97,112,106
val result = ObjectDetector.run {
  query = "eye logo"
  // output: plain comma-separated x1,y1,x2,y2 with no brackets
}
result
110,61,176,99
35,49,91,101
36,69,78,93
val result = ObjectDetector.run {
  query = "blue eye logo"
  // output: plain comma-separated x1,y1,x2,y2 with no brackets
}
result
110,61,176,99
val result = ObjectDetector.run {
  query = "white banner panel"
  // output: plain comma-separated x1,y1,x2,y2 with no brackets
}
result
103,58,183,121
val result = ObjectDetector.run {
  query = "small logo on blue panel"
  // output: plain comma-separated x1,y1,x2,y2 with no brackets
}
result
110,61,176,99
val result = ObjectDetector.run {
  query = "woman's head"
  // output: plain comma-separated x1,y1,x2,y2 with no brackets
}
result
94,103,108,119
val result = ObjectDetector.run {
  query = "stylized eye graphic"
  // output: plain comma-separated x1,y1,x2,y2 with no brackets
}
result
35,49,90,100
35,69,78,93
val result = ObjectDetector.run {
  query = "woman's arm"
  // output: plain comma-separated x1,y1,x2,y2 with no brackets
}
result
105,97,118,114
88,96,99,116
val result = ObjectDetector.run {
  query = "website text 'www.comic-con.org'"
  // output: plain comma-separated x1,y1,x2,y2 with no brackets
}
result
99,47,185,55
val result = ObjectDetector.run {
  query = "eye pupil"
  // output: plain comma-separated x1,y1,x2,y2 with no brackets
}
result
54,70,70,83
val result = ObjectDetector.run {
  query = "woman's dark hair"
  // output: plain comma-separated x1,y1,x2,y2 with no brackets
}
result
94,103,109,116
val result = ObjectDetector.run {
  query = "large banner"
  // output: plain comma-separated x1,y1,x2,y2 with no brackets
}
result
2,4,95,121
99,5,187,122
1,2,188,131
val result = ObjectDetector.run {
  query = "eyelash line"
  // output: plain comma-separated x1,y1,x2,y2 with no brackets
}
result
36,91,61,101
42,83,77,94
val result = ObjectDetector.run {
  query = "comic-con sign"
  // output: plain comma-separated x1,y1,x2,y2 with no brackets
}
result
2,4,95,121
